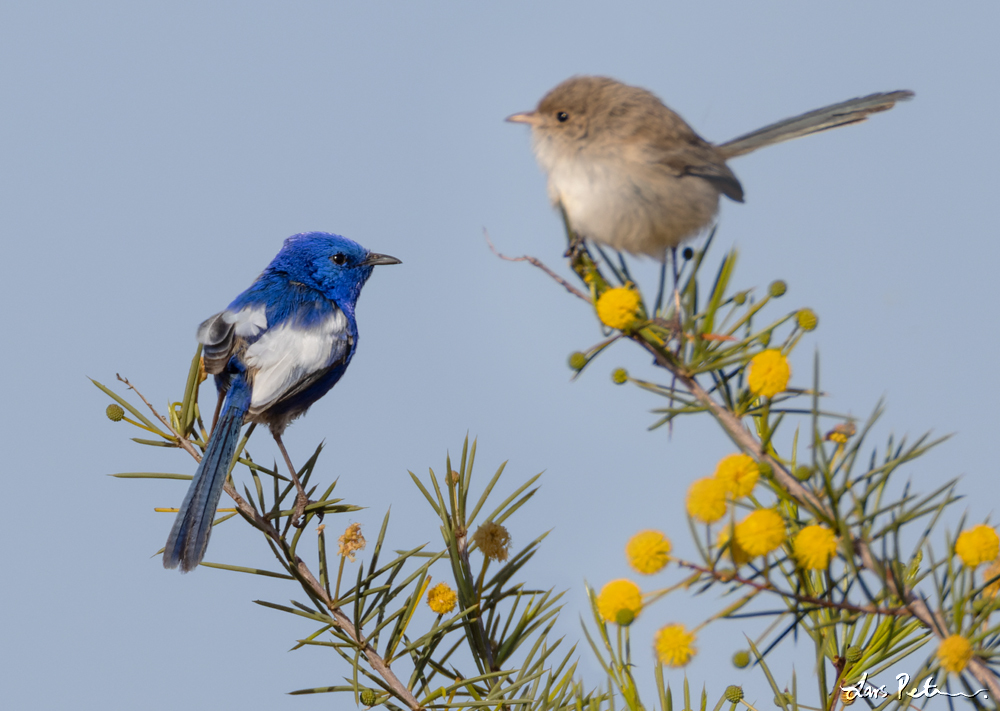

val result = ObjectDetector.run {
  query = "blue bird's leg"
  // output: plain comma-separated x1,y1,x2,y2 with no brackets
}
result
273,432,311,528
210,390,225,432
163,376,251,572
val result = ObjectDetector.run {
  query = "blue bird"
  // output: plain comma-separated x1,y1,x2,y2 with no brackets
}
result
164,232,400,572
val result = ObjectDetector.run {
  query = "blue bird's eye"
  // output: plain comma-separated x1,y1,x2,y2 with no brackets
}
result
556,111,569,122
331,253,347,265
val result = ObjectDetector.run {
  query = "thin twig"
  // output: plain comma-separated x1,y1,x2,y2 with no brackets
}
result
117,373,203,461
483,229,591,302
676,560,908,617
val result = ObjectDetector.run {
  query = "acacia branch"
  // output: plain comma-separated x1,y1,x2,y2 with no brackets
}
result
518,236,1000,697
126,378,424,711
638,339,1000,697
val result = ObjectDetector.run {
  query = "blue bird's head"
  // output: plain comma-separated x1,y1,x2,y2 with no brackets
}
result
268,232,401,306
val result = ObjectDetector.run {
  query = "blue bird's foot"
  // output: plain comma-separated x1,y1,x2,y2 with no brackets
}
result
292,490,310,528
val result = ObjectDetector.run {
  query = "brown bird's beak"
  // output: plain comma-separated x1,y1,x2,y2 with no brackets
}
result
505,111,538,125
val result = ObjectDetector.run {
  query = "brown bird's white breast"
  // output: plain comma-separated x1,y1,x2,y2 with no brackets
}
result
533,136,720,258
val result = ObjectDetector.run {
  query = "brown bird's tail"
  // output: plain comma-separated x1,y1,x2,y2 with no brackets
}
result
717,90,914,159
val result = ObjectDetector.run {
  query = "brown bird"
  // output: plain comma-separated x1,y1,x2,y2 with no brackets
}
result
508,76,913,258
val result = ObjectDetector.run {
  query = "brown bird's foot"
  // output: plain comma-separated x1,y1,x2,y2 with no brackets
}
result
563,236,586,259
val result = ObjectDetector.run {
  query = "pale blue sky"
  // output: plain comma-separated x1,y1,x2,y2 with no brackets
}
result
2,2,998,708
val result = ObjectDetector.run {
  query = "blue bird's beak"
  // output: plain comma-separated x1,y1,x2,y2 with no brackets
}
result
360,253,402,267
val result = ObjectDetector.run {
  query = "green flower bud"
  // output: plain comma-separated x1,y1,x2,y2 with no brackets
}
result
725,685,744,703
359,688,377,706
768,280,787,298
612,368,628,385
796,308,818,331
733,292,747,306
773,692,792,707
106,404,125,422
568,352,587,371
732,650,750,668
794,465,813,482
845,645,862,663
615,609,636,626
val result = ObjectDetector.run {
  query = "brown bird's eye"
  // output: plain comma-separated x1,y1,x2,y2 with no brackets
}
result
331,253,347,265
556,111,569,122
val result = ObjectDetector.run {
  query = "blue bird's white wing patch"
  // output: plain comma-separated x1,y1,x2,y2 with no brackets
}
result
197,305,269,374
224,305,268,337
245,308,351,410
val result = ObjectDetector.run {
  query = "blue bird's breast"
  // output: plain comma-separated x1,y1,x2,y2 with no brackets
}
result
206,282,359,432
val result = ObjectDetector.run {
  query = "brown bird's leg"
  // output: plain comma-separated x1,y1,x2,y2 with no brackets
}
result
653,256,668,317
672,247,684,329
273,432,311,528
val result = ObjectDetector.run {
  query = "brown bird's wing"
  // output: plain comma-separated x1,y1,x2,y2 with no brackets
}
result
717,90,914,159
652,142,745,203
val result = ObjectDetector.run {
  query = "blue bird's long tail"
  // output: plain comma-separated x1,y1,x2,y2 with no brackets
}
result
163,377,251,572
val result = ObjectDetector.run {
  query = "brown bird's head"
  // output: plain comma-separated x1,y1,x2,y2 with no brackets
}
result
506,76,691,148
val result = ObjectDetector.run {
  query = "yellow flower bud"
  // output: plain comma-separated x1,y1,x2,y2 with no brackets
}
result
747,349,791,399
596,579,642,626
426,582,458,615
596,287,643,331
625,530,671,574
955,524,999,567
654,623,696,667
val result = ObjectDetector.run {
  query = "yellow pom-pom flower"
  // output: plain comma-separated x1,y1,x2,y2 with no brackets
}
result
747,349,791,399
597,579,643,626
717,525,751,567
936,634,974,674
654,623,696,667
426,582,458,615
686,477,728,524
793,525,838,570
955,524,999,568
735,509,786,557
626,530,671,574
714,453,760,498
596,287,642,331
